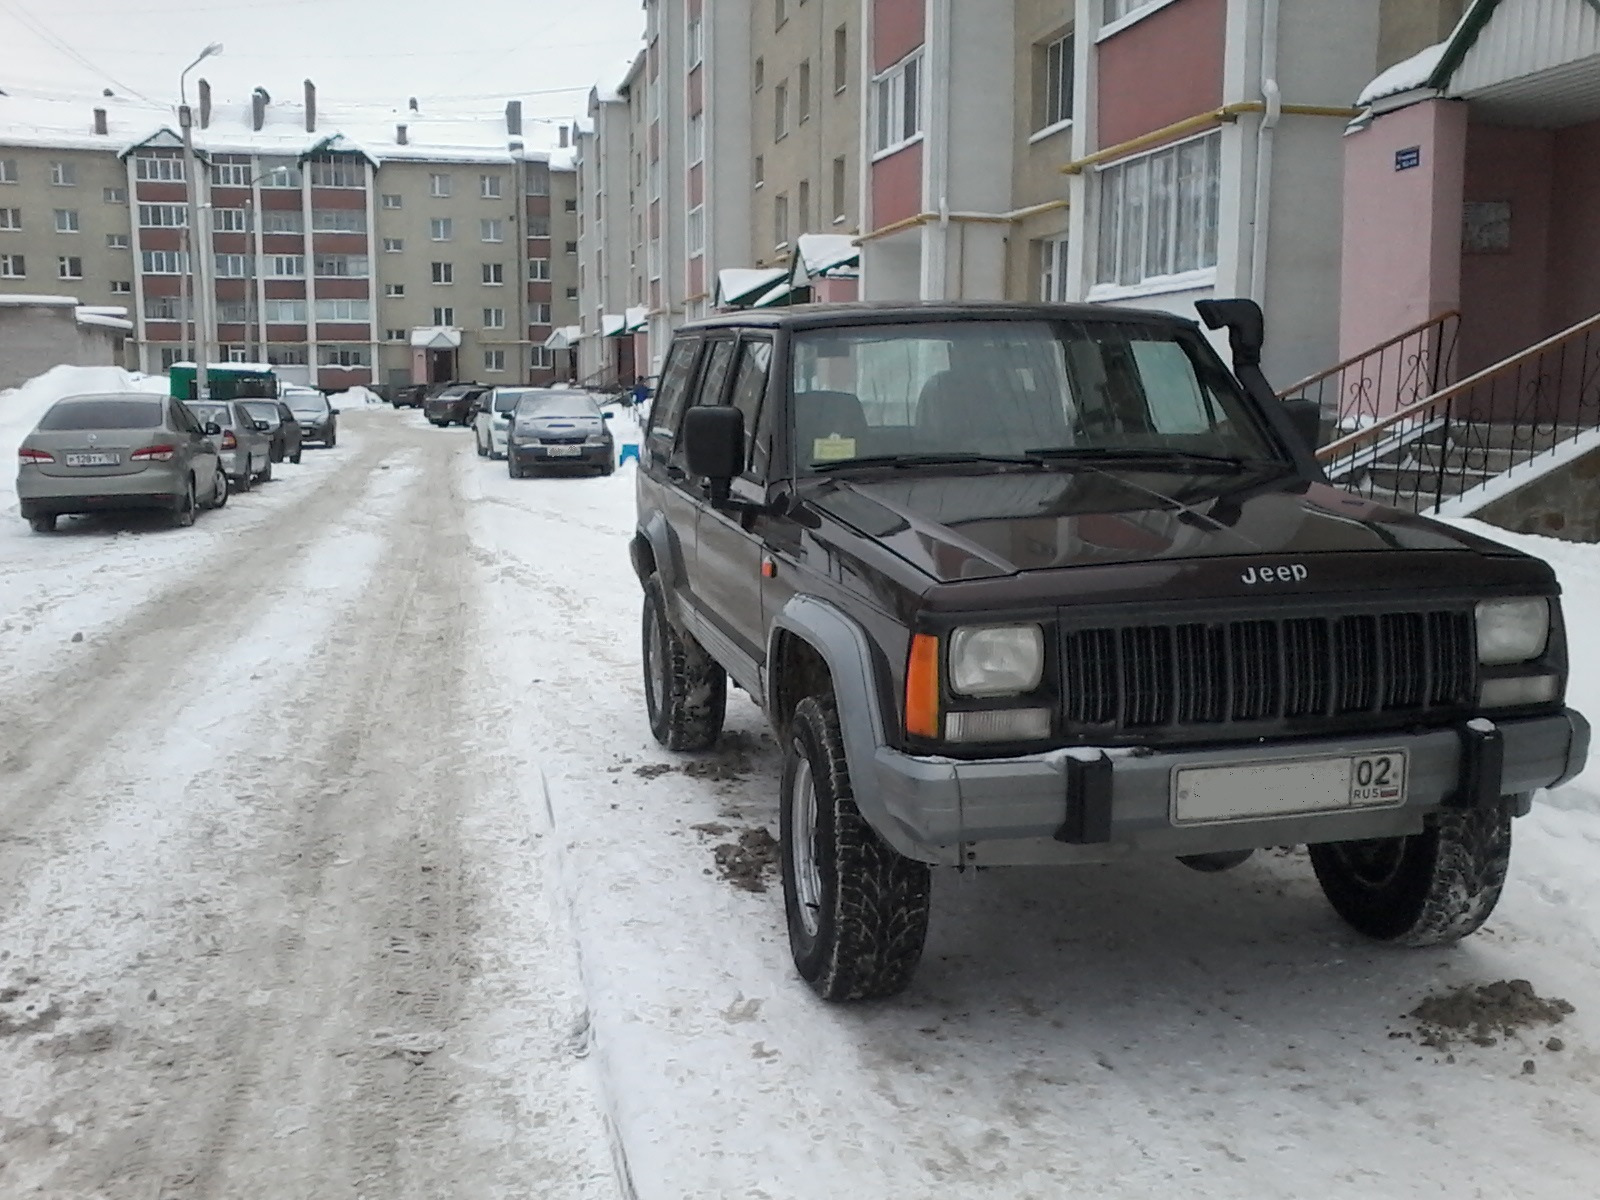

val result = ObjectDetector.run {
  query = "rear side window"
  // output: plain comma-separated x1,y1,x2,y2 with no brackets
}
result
187,403,231,427
645,337,701,461
39,399,162,430
729,339,773,476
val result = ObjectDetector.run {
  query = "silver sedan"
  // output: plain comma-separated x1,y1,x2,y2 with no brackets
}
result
16,391,227,533
183,400,275,491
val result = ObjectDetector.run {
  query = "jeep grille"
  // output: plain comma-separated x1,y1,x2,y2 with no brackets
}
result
1062,611,1476,730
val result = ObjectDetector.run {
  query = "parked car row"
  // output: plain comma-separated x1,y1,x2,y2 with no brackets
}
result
15,387,341,533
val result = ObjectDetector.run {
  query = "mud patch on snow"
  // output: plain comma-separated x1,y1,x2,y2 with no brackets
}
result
634,731,775,787
1409,980,1574,1050
704,826,780,893
0,986,63,1038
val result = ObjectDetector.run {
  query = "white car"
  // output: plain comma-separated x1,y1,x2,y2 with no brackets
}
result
473,386,536,459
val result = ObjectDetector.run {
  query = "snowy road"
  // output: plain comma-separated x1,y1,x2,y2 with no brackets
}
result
3,402,1600,1199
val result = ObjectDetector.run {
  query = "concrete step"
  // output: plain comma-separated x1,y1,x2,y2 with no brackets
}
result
1447,421,1584,450
1363,464,1490,497
1410,443,1519,473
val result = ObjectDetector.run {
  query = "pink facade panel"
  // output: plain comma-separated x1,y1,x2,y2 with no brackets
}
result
872,0,925,72
1459,124,1555,375
812,277,859,303
1548,119,1600,333
1096,0,1225,148
869,141,922,230
688,65,703,117
686,255,703,298
1338,100,1468,369
688,163,704,208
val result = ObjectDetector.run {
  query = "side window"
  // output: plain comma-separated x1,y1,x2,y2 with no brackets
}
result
169,401,194,433
729,338,773,477
646,337,700,462
673,339,738,471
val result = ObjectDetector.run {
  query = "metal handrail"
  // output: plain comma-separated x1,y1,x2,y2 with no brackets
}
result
1277,310,1460,401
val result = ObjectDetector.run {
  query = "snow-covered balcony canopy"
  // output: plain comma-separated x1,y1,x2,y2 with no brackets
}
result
410,327,462,349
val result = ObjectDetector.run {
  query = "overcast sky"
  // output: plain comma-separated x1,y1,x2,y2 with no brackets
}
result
0,0,644,123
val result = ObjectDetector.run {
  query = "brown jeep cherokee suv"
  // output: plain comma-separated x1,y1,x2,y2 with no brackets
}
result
631,300,1590,1002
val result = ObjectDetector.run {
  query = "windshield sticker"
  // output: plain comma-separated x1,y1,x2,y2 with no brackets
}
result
813,435,857,462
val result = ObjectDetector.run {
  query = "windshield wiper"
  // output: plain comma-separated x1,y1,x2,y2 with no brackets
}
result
811,452,1048,473
1021,447,1277,473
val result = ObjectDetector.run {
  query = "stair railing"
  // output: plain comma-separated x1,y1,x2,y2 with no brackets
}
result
1278,310,1461,437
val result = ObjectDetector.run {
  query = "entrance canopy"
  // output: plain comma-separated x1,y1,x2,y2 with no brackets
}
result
410,326,462,349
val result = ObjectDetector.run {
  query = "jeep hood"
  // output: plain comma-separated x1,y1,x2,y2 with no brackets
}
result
808,469,1539,585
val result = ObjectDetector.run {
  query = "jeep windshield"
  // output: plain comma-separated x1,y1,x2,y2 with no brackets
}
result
789,320,1283,474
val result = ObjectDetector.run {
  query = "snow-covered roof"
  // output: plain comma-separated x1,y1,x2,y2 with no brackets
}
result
544,324,582,350
1358,42,1449,106
0,294,79,308
76,305,129,317
793,234,860,281
624,306,648,332
170,360,276,371
601,313,627,337
0,87,579,167
410,327,462,349
716,267,786,307
76,310,134,332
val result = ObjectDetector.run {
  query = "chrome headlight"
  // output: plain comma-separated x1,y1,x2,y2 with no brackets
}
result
1476,598,1550,666
948,624,1045,697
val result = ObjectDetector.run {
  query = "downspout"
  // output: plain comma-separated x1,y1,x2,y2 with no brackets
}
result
924,0,953,299
1250,0,1281,305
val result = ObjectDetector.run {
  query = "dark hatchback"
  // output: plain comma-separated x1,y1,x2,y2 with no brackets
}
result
283,387,339,447
425,383,487,427
241,400,303,464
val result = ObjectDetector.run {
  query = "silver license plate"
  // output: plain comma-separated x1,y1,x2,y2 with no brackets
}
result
66,452,119,467
1172,750,1407,825
546,445,582,457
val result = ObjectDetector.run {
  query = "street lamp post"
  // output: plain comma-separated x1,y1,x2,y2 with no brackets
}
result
179,42,222,398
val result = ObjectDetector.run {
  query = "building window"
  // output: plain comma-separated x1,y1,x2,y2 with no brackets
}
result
689,112,704,164
799,60,812,123
482,262,504,285
213,162,251,187
565,241,578,255
531,302,552,324
264,254,305,278
484,349,506,372
316,298,371,322
385,283,405,297
687,15,702,66
110,280,132,294
754,155,765,188
0,207,18,230
0,160,17,183
754,57,765,91
432,261,454,284
57,255,83,279
483,306,505,328
107,232,130,249
872,51,922,155
1095,131,1221,288
160,347,184,369
54,209,80,233
383,237,404,253
430,173,453,198
224,346,250,363
1103,0,1161,24
213,254,250,278
531,346,554,369
0,253,24,277
215,208,250,232
565,287,578,300
259,161,302,188
318,344,372,367
480,174,502,199
775,0,786,29
307,158,364,188
385,328,407,341
529,257,550,280
774,82,789,141
564,198,578,213
430,217,453,241
481,218,504,242
1036,31,1075,131
268,345,310,366
137,204,185,228
264,299,308,322
774,193,789,248
315,255,369,277
216,302,248,324
313,209,366,232
831,157,847,221
834,25,849,92
433,306,455,325
263,210,304,234
104,186,126,204
382,193,403,209
147,296,181,319
135,157,183,183
687,205,704,254
526,162,551,196
1039,235,1070,301
529,215,551,238
51,161,77,186
141,249,187,274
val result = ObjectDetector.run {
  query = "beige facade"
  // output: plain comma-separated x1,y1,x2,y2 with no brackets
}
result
749,0,861,268
1378,0,1470,72
1007,1,1075,302
0,145,136,313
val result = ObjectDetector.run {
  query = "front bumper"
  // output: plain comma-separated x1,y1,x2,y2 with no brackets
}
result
510,441,612,466
865,711,1591,866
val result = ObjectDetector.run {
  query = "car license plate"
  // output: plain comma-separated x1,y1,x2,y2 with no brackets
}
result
65,452,119,467
546,445,582,457
1172,750,1407,824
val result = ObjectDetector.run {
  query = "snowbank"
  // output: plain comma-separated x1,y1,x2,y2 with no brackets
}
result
329,385,383,407
0,365,168,514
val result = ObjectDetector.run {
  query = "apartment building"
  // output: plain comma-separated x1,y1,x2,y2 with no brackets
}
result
575,74,643,386
0,86,578,390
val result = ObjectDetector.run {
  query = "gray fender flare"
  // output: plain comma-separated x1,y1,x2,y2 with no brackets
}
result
766,595,930,858
632,511,690,622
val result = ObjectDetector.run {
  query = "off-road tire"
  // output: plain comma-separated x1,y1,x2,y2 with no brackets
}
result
781,695,931,1002
29,514,57,533
171,478,197,528
1178,849,1255,873
1309,798,1515,946
641,575,725,751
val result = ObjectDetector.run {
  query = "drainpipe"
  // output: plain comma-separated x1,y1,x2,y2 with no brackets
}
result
1250,0,1281,305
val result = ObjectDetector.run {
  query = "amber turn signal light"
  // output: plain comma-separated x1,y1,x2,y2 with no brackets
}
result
905,633,941,739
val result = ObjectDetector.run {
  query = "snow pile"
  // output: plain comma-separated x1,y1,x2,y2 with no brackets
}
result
0,365,167,514
329,385,383,407
1358,41,1447,106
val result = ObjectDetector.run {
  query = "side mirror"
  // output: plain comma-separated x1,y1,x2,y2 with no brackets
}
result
1280,398,1324,455
330,407,342,416
683,405,745,499
253,421,271,432
601,412,613,421
204,422,222,436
